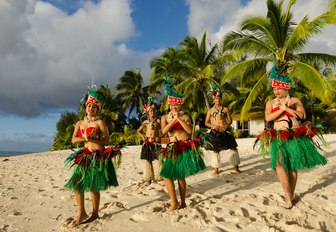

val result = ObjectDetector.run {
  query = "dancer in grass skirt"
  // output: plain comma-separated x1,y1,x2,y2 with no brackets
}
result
159,77,205,213
137,97,162,186
64,84,121,227
256,63,327,209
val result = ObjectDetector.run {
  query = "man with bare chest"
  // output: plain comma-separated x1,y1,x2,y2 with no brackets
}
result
137,98,161,186
205,86,241,175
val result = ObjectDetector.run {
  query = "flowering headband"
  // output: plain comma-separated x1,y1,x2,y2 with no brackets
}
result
164,76,184,104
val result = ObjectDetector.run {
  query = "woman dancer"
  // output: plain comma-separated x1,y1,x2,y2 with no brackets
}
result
65,85,121,226
160,77,206,212
257,64,327,208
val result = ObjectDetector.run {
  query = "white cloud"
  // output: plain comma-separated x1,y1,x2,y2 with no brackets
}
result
1,0,335,119
186,0,336,56
0,0,155,117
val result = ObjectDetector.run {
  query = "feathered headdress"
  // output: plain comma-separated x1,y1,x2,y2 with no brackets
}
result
208,83,223,98
165,77,184,104
143,96,157,113
80,83,104,109
269,63,292,89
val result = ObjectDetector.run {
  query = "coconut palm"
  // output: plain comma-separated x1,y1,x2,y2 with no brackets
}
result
150,32,236,110
178,32,227,111
149,47,186,112
94,85,120,131
222,0,336,120
115,69,149,118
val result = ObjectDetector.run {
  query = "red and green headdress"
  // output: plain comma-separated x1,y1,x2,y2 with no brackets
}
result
143,96,157,113
269,63,292,90
208,83,223,98
81,84,103,109
165,77,184,104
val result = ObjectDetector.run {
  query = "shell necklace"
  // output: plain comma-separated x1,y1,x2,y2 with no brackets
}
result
275,94,290,104
84,116,98,123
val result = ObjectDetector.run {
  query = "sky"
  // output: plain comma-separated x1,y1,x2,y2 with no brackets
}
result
0,0,335,152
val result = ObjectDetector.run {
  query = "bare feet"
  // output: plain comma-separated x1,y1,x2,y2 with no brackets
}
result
168,204,179,213
213,168,220,175
83,214,99,224
145,180,151,186
283,199,293,209
178,203,186,210
232,166,241,174
69,213,89,227
281,196,293,209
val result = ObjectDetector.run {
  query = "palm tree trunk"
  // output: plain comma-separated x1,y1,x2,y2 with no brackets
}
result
203,91,210,110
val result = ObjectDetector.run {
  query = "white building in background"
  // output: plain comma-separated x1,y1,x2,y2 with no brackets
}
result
231,112,265,137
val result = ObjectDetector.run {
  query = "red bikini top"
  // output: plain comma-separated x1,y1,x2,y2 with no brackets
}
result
77,127,99,137
272,106,294,117
171,121,183,131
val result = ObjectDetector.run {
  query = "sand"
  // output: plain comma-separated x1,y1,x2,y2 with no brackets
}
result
0,134,335,232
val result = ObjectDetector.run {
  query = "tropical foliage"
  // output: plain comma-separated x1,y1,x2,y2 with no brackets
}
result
115,69,149,118
52,0,336,150
222,0,336,121
52,112,78,150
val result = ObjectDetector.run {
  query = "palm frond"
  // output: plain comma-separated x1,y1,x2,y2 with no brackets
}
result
221,58,269,84
240,73,268,121
291,61,334,104
296,53,336,66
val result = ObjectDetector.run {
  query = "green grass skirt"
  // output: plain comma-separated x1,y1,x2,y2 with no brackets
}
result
256,123,327,173
64,148,119,194
270,136,327,172
159,140,206,180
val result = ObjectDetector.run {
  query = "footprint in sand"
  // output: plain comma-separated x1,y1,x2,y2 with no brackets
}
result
241,207,250,218
102,201,128,210
12,211,23,216
262,197,269,206
1,224,9,231
130,213,149,223
60,217,75,228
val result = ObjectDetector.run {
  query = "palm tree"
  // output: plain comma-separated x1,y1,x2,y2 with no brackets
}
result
151,32,235,112
222,0,336,121
150,32,236,136
149,47,186,112
178,32,234,111
115,69,149,118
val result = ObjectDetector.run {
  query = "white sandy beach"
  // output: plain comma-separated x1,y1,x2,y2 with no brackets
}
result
1,135,335,232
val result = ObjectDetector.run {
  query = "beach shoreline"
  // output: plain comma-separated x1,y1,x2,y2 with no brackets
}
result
1,135,335,232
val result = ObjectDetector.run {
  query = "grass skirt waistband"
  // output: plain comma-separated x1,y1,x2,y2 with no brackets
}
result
205,130,238,151
64,147,121,194
255,122,327,172
159,139,206,180
140,141,161,161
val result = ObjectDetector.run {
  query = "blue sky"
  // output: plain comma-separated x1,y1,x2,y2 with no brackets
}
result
0,0,335,152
